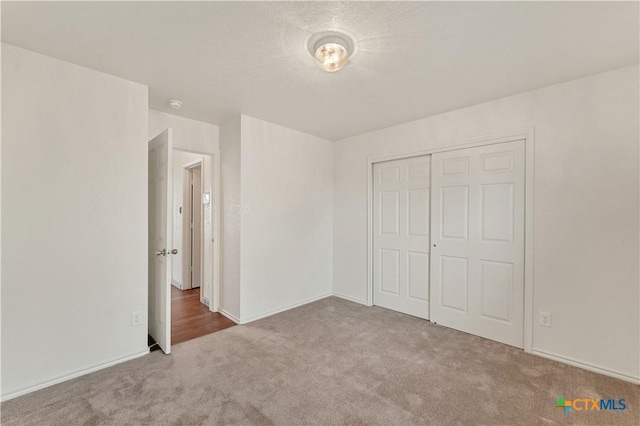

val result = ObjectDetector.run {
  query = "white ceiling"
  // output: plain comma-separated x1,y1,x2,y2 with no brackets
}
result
2,1,638,141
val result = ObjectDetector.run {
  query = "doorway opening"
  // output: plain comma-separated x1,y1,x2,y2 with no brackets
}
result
147,129,233,354
182,161,203,292
169,149,234,347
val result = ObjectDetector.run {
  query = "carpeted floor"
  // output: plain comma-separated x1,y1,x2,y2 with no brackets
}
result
2,297,639,425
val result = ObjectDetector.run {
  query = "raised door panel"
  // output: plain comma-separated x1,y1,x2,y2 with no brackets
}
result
441,186,469,240
440,256,468,312
380,249,400,295
380,191,400,235
481,183,513,243
480,260,513,323
407,251,429,301
407,189,429,237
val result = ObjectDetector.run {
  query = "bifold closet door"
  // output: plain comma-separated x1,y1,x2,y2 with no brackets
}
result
373,155,431,320
430,140,525,348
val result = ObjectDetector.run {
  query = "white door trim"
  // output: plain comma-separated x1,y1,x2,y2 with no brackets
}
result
183,159,203,169
173,148,221,314
182,161,203,291
367,127,535,352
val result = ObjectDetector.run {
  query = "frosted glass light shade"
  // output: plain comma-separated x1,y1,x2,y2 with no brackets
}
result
314,42,349,73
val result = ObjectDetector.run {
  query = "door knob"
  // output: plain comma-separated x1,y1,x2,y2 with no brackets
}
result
156,249,167,256
170,249,179,255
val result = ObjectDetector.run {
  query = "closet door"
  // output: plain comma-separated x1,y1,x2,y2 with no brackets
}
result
430,140,525,347
373,155,431,319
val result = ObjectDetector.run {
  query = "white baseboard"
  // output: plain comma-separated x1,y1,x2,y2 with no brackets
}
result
239,293,332,324
1,349,149,402
217,308,241,324
171,279,181,289
332,292,370,306
530,348,639,385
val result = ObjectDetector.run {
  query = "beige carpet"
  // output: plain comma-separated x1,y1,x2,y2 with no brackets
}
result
2,297,638,425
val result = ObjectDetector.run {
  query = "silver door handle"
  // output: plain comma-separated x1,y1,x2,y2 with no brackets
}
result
170,249,178,255
156,249,167,256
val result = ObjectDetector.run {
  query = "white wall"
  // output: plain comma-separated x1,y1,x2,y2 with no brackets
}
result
149,110,219,153
219,117,242,320
240,115,333,322
171,150,204,288
333,65,640,382
1,44,149,397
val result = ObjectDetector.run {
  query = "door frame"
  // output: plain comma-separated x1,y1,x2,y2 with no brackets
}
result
366,127,535,352
173,148,221,314
182,160,203,291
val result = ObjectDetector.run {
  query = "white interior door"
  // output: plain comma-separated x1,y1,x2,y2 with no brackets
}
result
148,129,173,354
373,155,431,319
430,140,525,348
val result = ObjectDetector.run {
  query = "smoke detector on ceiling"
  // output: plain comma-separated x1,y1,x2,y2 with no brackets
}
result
307,31,356,73
167,99,183,110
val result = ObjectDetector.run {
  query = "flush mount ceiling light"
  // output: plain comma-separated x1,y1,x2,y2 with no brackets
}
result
167,99,183,110
307,31,355,73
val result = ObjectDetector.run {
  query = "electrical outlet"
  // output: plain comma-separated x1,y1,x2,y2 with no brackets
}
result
539,311,552,327
131,311,143,327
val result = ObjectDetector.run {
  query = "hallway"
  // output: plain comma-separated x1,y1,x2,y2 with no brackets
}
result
171,286,236,345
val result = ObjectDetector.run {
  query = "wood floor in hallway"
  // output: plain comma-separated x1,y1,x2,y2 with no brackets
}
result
171,285,236,345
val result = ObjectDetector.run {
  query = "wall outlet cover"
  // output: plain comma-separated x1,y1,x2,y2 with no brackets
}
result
131,311,143,327
539,311,552,327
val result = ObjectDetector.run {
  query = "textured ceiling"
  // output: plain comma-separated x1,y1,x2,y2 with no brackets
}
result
2,1,638,141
